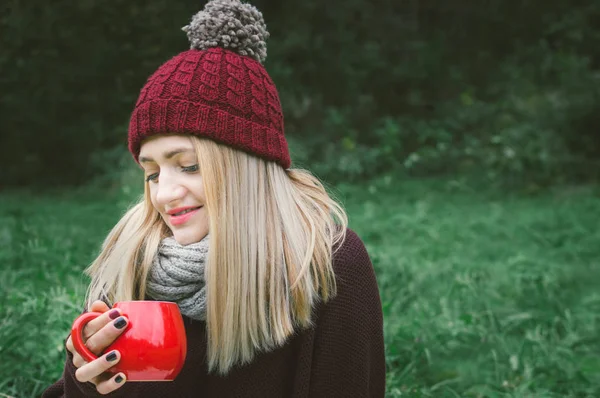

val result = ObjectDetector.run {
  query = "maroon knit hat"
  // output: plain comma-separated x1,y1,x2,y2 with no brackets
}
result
128,0,290,169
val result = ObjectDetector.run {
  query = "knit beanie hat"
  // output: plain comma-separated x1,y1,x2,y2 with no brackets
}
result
128,0,290,169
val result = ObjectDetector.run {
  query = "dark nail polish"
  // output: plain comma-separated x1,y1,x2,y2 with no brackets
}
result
114,317,127,329
106,351,117,362
108,310,120,320
115,375,124,383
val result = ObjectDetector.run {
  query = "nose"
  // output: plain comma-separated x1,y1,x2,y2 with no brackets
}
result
155,172,186,207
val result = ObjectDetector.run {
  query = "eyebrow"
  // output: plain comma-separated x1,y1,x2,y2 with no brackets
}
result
139,148,194,163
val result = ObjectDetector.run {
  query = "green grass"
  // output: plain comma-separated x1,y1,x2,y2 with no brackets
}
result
1,177,599,397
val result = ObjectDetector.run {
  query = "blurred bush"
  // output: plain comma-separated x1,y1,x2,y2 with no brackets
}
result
297,48,600,186
1,0,599,187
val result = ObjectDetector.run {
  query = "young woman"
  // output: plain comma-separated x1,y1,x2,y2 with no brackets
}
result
43,1,385,396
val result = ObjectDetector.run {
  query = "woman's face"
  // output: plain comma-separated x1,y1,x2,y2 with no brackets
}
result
139,135,209,245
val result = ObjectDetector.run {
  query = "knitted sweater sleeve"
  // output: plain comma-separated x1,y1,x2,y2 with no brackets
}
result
308,229,386,397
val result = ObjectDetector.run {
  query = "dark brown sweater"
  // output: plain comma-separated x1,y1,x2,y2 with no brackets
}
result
42,229,385,397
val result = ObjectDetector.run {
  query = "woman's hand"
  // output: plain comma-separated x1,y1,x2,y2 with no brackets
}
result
65,300,129,395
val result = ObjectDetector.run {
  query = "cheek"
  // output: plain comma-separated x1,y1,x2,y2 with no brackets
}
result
194,179,206,201
197,187,206,202
148,186,160,211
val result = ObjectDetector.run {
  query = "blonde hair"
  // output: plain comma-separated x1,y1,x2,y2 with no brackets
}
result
85,136,348,374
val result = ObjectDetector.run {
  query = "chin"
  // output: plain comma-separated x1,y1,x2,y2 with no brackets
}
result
171,229,208,246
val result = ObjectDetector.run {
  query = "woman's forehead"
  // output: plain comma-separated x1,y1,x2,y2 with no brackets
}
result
139,135,195,160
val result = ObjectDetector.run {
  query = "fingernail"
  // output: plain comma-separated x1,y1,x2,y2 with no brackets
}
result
108,309,120,320
114,317,127,329
115,374,124,383
106,351,118,362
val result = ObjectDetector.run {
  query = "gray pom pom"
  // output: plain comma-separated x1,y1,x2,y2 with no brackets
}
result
182,0,270,63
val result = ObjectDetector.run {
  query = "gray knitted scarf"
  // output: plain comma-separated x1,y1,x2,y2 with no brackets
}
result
146,234,210,321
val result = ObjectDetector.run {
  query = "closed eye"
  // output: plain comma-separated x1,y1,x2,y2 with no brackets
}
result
146,172,159,183
182,164,199,173
145,164,197,183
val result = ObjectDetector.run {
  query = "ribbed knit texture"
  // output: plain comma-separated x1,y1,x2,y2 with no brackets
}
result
42,229,385,398
128,47,290,169
146,234,210,321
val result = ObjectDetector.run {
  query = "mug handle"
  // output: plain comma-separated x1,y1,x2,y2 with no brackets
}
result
71,312,103,362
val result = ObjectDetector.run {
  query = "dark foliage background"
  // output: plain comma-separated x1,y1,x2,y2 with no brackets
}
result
1,0,599,187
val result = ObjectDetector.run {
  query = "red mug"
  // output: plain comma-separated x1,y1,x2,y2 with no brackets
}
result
71,301,187,381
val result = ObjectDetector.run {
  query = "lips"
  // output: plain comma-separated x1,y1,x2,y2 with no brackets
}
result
172,207,198,216
168,206,202,226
